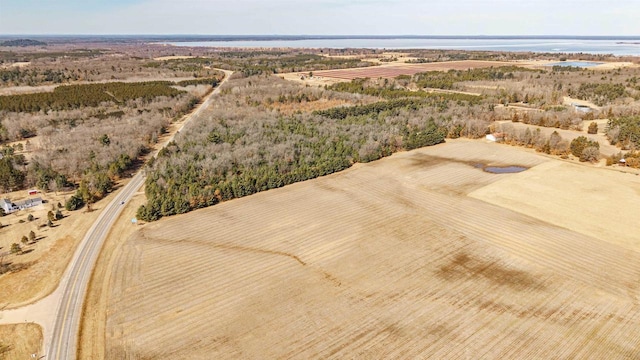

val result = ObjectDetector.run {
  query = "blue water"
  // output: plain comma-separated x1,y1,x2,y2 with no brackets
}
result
545,61,603,67
161,38,640,56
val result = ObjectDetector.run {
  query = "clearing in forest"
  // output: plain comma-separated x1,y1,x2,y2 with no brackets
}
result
309,60,516,80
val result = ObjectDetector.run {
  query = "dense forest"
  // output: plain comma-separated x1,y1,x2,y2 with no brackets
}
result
136,75,449,221
413,66,542,90
0,39,47,47
0,81,185,112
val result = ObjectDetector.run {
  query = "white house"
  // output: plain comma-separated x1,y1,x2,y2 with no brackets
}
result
0,197,42,213
0,198,17,213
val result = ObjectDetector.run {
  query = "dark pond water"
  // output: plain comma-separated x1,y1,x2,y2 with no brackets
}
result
483,166,528,174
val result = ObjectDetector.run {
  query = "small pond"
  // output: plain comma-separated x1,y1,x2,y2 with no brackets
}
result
545,61,603,68
483,166,528,174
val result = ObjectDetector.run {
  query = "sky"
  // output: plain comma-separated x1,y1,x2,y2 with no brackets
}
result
0,0,638,36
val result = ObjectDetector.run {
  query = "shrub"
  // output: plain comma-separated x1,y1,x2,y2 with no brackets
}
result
10,243,21,254
27,214,34,221
587,122,599,134
65,194,84,211
580,146,601,162
570,136,599,157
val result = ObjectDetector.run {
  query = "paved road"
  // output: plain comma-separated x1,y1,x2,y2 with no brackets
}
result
45,70,232,360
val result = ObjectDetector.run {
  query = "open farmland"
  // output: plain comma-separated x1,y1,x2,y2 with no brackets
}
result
310,60,516,80
99,140,640,359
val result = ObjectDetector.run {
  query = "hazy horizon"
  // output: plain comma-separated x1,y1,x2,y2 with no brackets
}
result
2,35,640,38
0,0,638,36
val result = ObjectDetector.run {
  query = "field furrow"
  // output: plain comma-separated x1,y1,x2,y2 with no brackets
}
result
104,140,640,359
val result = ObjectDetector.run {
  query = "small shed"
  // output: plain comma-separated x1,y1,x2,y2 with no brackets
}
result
571,103,592,113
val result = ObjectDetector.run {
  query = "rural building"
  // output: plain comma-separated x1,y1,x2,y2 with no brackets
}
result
15,197,43,210
571,103,592,113
0,198,17,213
0,197,43,214
486,132,504,142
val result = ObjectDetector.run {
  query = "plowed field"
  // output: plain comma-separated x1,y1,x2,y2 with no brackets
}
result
103,140,640,359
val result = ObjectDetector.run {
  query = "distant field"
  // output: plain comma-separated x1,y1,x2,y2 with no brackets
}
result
312,60,515,80
100,140,640,359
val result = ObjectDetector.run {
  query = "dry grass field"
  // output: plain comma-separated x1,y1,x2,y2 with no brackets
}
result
470,160,640,249
310,60,516,80
495,121,621,157
96,139,640,359
0,189,104,308
0,323,42,359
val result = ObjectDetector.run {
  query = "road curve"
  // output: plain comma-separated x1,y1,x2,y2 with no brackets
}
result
46,70,232,360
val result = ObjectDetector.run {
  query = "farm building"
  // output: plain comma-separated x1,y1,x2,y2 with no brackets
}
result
0,197,43,214
571,103,592,113
0,198,16,213
486,132,505,142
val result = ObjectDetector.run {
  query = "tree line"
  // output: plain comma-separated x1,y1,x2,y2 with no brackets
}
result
413,66,542,90
0,81,185,112
327,78,481,103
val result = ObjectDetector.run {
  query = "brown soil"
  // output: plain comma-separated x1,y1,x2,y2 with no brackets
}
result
92,140,640,359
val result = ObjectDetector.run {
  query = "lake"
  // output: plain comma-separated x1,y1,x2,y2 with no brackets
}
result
161,37,640,56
